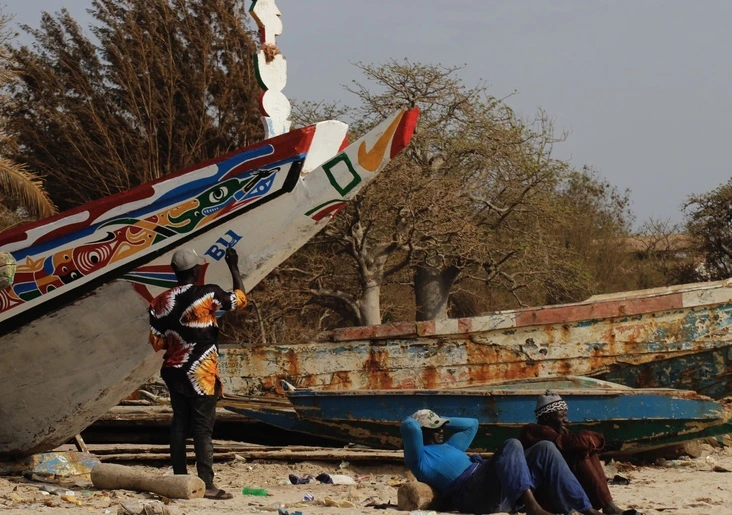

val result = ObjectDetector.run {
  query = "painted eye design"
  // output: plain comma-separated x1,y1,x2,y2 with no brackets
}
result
209,186,229,204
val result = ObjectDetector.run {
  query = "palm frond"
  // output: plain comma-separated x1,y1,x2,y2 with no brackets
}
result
0,157,57,219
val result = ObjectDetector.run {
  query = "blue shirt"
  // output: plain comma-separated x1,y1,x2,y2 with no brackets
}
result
401,416,479,493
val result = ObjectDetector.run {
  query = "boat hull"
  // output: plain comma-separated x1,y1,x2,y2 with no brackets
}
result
219,280,732,398
226,380,732,454
0,109,419,458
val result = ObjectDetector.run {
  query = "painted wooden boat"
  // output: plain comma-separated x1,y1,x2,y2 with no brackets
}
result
223,376,732,454
219,279,732,399
0,108,419,458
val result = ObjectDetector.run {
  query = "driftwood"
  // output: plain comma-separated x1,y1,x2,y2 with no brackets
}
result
91,463,204,499
93,406,247,426
73,434,89,453
96,446,405,463
59,441,408,463
100,452,239,462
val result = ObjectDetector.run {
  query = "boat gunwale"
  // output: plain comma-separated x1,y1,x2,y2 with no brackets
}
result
321,279,732,343
0,123,319,248
285,387,713,399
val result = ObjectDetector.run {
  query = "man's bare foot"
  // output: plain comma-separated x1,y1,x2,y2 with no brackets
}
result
520,489,555,515
603,502,623,514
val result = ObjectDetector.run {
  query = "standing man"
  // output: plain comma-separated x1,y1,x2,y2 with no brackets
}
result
402,409,603,515
149,247,247,500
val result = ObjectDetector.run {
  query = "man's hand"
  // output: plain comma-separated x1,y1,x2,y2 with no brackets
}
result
225,248,245,293
225,247,239,269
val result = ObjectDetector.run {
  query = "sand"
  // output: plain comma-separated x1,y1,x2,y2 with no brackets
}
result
2,444,732,515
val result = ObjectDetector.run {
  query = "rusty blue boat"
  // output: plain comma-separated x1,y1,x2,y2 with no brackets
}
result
222,377,732,454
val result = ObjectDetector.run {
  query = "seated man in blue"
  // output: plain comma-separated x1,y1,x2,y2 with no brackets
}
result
401,409,603,515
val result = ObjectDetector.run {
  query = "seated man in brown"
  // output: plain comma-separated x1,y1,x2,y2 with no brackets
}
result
519,391,633,515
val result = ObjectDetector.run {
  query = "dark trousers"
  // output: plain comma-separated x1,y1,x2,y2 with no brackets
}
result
169,390,217,489
456,439,592,514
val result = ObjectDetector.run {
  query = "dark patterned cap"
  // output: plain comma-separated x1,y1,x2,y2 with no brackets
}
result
535,390,568,418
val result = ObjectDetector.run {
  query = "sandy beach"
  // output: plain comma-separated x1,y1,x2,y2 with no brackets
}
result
2,440,732,515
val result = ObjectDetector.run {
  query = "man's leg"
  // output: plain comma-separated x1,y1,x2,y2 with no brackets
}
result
571,454,614,510
525,441,598,515
458,439,552,515
168,390,192,475
190,394,217,489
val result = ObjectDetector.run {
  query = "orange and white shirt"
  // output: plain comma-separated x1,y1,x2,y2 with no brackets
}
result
149,283,246,396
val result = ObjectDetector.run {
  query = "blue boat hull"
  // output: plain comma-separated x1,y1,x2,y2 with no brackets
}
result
224,380,732,453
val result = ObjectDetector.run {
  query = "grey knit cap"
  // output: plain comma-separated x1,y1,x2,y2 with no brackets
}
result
535,390,568,418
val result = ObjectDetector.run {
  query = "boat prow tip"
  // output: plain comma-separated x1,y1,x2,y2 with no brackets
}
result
280,380,297,392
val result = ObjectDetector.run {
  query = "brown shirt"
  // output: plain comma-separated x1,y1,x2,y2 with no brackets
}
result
519,423,605,457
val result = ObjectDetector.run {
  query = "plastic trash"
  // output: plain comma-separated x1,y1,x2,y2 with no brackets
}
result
303,493,315,501
289,473,314,484
409,511,437,515
610,474,630,485
39,485,74,496
241,487,270,496
329,474,355,485
314,472,355,485
315,473,333,484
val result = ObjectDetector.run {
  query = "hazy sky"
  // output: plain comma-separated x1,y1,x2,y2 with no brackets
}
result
8,1,732,227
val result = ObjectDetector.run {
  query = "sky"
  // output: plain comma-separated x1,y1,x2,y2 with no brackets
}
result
7,1,732,228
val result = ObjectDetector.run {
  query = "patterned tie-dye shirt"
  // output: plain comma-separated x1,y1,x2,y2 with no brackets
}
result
149,283,247,397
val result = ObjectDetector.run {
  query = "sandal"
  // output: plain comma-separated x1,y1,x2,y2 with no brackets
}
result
204,488,233,500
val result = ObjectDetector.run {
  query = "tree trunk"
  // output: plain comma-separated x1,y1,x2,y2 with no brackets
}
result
359,283,382,326
414,264,459,321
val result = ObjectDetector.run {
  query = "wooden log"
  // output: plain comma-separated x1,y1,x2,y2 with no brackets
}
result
97,449,405,463
397,481,442,511
99,452,238,462
91,463,205,499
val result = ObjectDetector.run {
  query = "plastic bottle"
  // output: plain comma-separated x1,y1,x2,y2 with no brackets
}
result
241,487,270,496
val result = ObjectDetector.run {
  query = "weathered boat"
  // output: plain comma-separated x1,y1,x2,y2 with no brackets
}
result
223,377,732,454
0,107,418,458
219,279,732,398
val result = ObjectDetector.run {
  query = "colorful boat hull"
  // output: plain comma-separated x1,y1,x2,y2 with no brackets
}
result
0,108,419,458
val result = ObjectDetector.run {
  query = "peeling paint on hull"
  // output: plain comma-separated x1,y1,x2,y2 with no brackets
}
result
223,378,732,453
220,279,732,398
